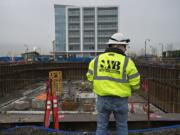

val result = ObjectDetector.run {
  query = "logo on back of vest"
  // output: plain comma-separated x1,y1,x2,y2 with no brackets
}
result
99,59,121,74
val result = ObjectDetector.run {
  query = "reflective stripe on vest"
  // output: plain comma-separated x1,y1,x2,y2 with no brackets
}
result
93,56,129,83
128,72,140,80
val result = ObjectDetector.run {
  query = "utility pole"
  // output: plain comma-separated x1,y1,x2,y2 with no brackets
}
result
145,39,150,57
159,43,164,57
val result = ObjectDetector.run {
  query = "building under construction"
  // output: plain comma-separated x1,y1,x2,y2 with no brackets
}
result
0,58,180,135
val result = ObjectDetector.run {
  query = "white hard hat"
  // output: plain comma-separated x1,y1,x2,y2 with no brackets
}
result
106,32,130,45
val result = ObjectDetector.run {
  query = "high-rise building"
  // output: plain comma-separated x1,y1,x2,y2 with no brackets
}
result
54,5,119,57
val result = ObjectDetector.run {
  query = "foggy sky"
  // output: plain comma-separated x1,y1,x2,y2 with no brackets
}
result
0,0,180,56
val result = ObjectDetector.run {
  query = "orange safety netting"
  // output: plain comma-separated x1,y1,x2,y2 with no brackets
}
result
35,92,47,101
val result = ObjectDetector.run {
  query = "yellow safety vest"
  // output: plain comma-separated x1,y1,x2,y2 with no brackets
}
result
86,52,140,97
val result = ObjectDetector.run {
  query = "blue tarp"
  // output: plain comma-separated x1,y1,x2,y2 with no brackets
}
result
55,57,93,63
0,56,24,63
0,56,93,63
0,57,12,63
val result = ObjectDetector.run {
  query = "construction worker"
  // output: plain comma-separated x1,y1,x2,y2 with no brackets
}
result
86,32,140,135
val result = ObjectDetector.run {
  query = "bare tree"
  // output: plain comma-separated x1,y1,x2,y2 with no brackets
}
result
166,43,173,51
129,52,137,58
152,47,157,56
150,46,158,56
139,48,145,56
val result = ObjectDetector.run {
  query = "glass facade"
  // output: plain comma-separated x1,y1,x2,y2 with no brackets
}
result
68,8,80,51
54,5,119,54
83,8,95,51
97,7,118,50
55,5,66,52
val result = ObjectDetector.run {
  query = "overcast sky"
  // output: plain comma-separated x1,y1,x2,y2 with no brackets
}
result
0,0,180,56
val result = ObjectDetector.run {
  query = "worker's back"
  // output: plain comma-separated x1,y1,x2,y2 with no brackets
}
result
93,51,132,97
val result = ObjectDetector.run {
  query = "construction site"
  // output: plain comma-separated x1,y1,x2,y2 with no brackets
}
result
1,1,180,134
0,58,180,135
